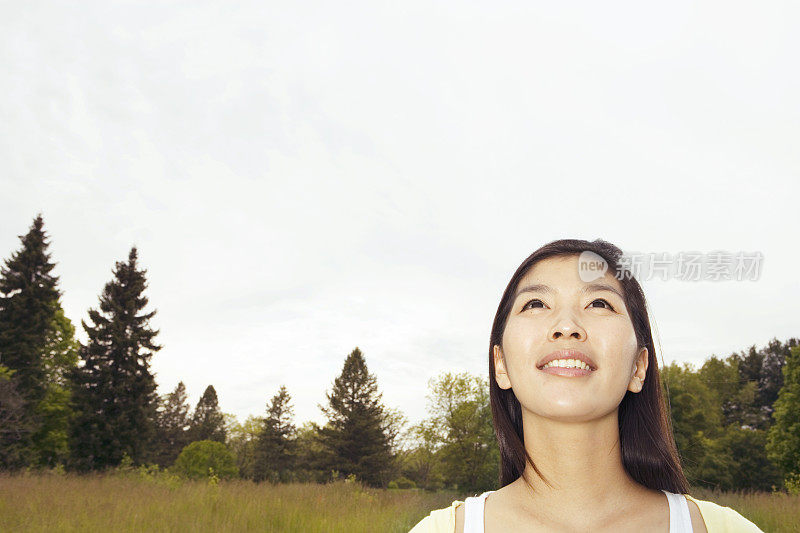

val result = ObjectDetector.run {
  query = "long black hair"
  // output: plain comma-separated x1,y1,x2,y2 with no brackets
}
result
489,238,690,494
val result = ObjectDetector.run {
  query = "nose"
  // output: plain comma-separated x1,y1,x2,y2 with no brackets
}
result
549,315,586,341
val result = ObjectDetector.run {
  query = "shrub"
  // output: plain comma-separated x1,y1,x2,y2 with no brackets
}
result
395,476,416,489
785,472,800,495
173,440,239,480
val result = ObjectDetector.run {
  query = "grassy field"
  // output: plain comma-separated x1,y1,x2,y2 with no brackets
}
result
0,471,793,532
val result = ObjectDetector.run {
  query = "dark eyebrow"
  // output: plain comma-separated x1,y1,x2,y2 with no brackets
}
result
514,283,624,301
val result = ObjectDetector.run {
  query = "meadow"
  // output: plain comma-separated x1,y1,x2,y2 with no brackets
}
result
0,470,793,532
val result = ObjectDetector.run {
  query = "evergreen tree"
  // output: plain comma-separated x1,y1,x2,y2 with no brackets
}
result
736,345,764,383
730,344,770,430
0,214,61,412
729,338,800,431
188,385,226,443
0,214,75,468
767,345,800,489
316,346,395,488
759,338,800,419
154,381,192,468
67,247,162,471
253,385,297,483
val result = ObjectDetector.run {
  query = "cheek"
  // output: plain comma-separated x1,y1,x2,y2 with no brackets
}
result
502,318,546,359
592,321,639,373
501,318,548,382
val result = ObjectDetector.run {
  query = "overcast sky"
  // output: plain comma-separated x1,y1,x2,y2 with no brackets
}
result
1,1,798,431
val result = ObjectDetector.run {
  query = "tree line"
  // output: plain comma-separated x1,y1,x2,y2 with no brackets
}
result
1,214,799,495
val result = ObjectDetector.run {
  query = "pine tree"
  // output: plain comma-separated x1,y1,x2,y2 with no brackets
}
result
253,385,297,483
737,344,764,383
67,246,162,471
188,385,226,443
759,338,800,418
154,381,192,467
316,347,395,488
0,214,61,408
0,214,71,468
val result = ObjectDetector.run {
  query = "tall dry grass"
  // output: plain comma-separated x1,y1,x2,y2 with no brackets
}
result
0,470,459,532
0,471,792,531
688,485,798,532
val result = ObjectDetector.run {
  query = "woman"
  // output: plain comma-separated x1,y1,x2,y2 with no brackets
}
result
410,239,763,532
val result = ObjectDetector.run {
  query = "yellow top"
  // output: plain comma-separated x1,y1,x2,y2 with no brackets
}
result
408,494,764,532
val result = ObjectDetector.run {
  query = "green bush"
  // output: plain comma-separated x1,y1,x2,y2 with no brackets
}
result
387,481,398,489
173,440,239,480
785,472,800,495
395,476,416,489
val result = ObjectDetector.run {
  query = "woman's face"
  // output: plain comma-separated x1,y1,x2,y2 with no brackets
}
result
494,254,648,421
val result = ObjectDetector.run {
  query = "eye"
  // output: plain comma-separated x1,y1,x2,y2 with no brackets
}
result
522,298,545,311
521,298,617,312
589,298,615,311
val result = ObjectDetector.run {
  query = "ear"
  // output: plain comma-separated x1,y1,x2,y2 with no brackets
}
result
494,344,512,390
627,346,649,393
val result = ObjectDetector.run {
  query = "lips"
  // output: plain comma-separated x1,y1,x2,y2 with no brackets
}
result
537,349,597,371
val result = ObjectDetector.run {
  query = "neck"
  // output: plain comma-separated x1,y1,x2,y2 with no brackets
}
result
511,407,647,518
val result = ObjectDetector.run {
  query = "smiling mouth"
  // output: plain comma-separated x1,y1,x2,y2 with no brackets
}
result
536,349,597,371
537,360,595,376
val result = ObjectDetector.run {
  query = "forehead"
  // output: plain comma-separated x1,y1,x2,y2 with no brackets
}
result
517,254,625,294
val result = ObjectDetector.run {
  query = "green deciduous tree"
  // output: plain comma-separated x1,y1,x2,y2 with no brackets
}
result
226,414,263,480
173,440,239,480
662,362,729,489
698,355,743,426
767,345,800,490
292,421,329,483
720,425,782,492
418,372,498,493
31,308,79,467
0,365,35,469
397,417,447,491
31,382,73,467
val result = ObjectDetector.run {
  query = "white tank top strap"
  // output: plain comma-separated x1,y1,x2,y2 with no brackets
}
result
661,489,694,533
463,490,494,533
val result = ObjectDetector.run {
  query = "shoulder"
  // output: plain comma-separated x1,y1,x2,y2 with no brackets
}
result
685,495,764,532
408,499,463,533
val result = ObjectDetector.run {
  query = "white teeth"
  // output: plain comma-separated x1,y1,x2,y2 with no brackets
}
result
542,359,590,370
